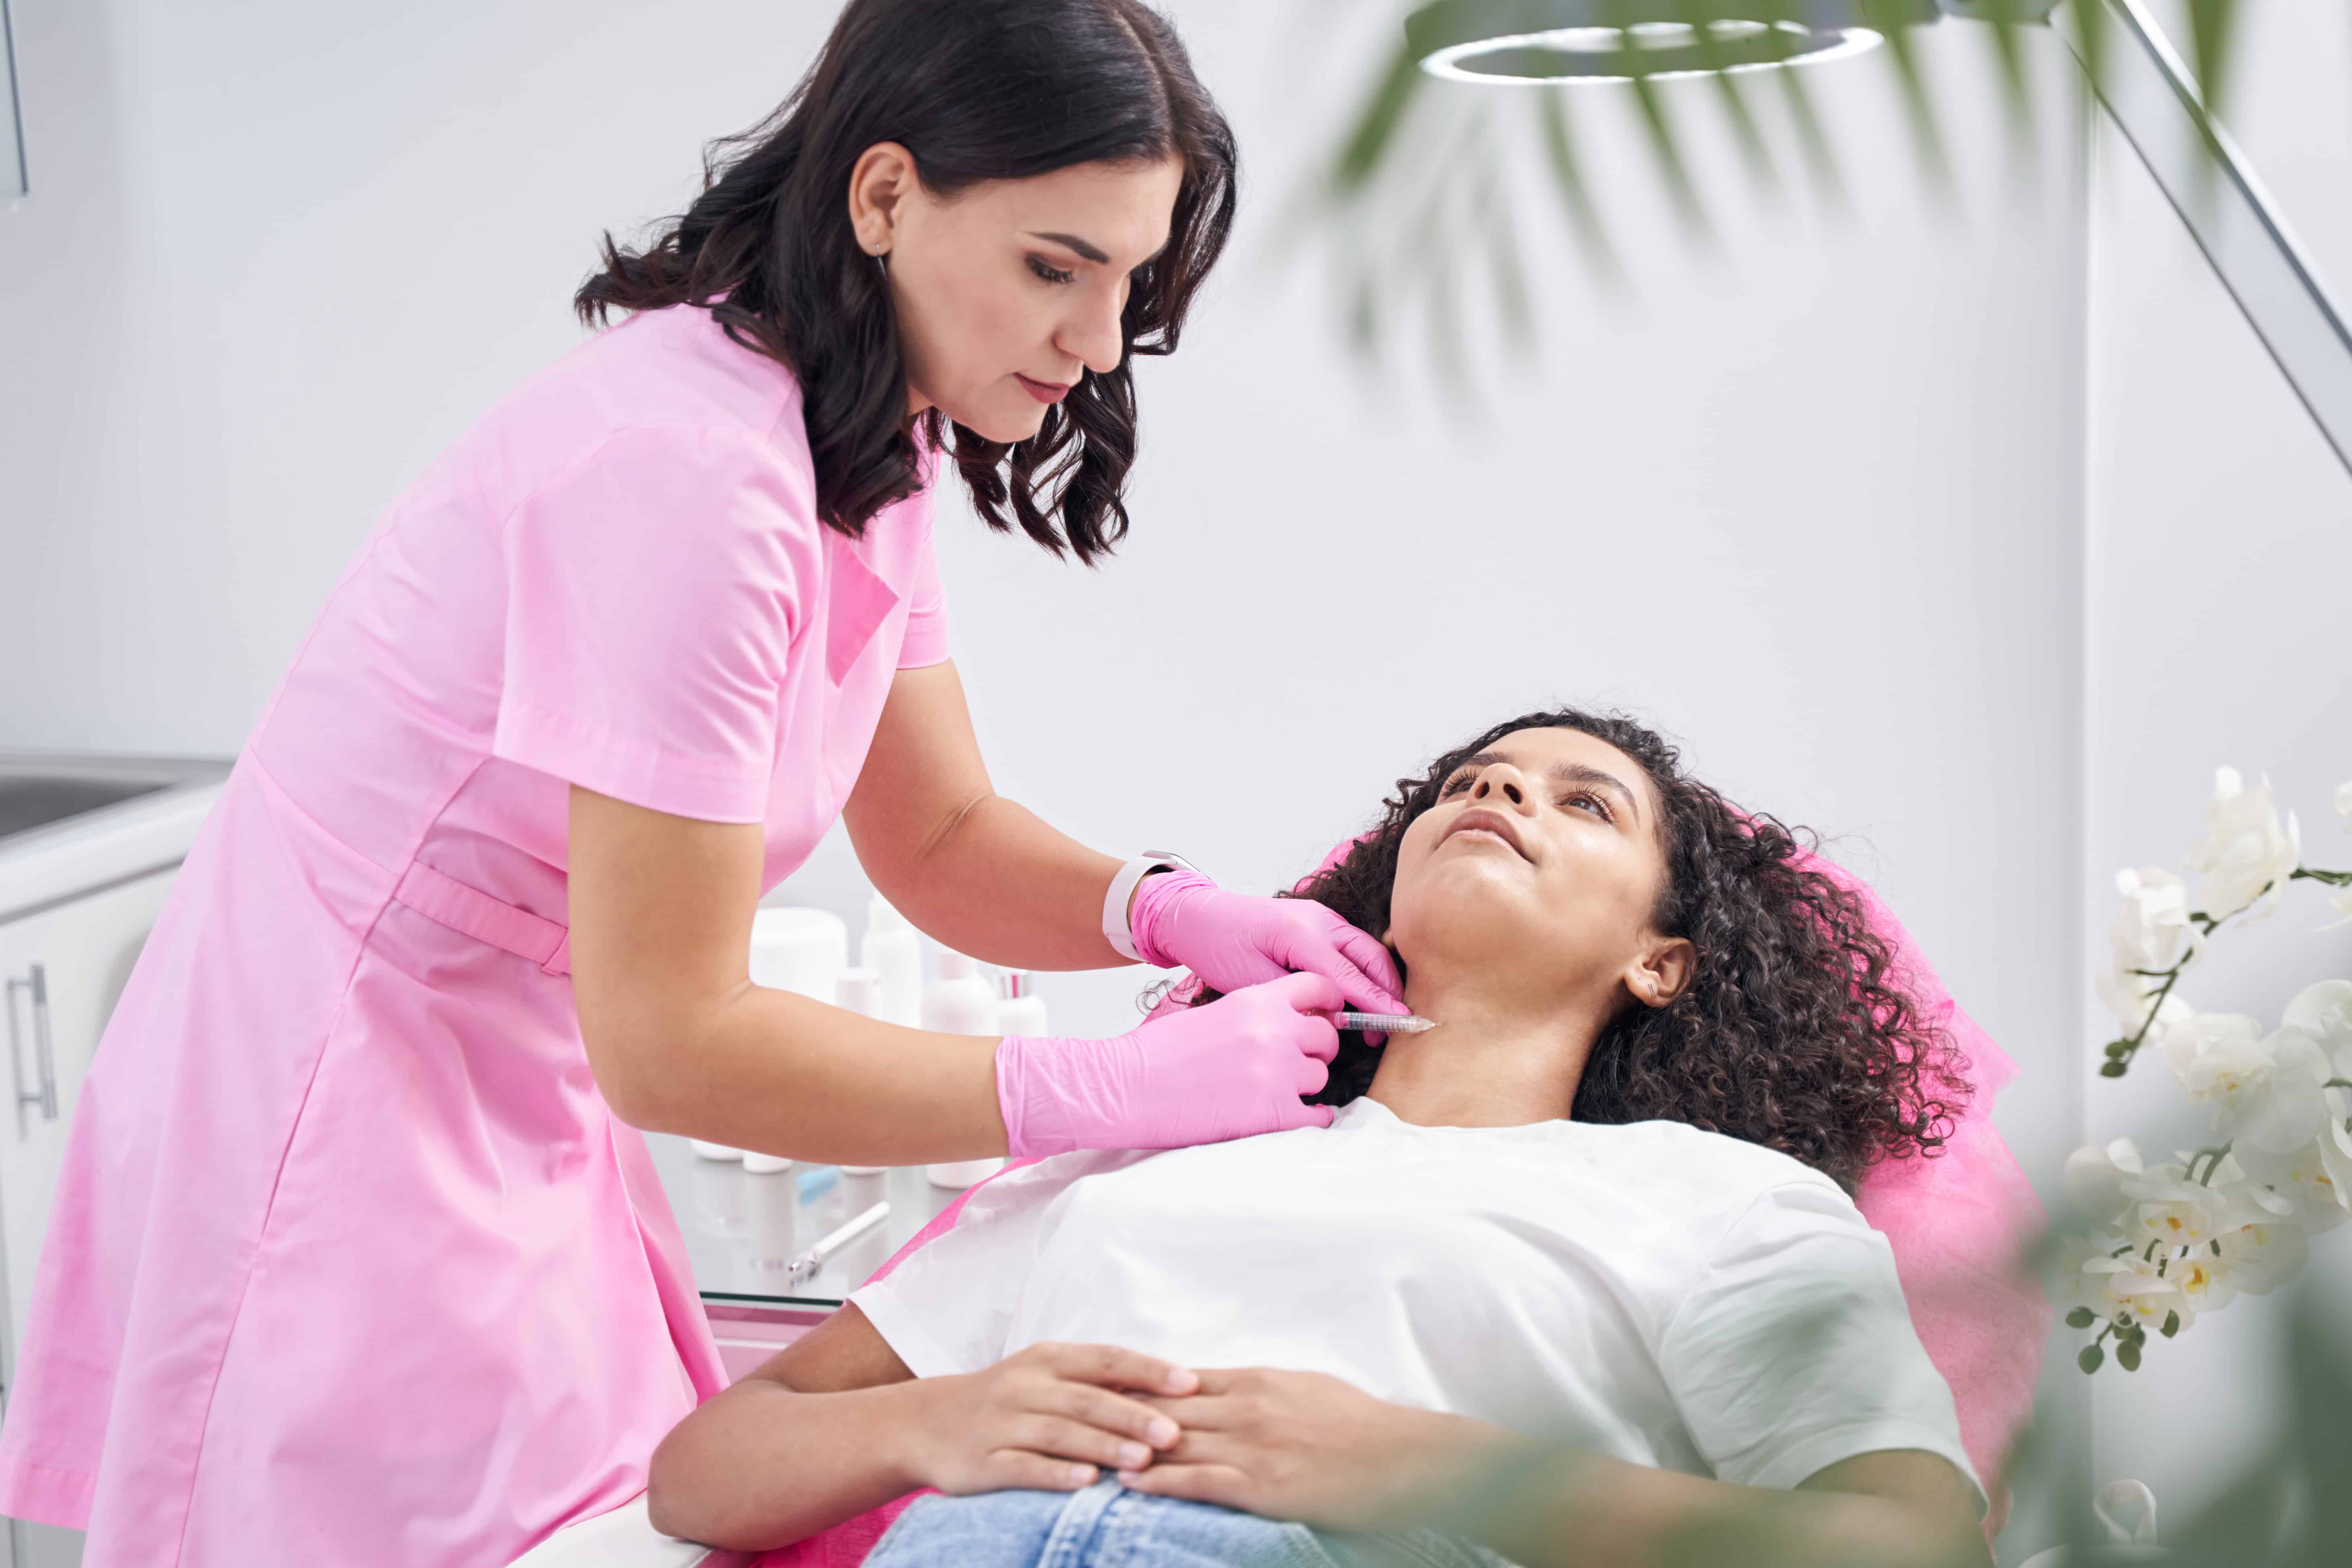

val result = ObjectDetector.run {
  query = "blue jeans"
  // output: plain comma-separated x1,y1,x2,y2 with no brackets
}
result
864,1480,1512,1568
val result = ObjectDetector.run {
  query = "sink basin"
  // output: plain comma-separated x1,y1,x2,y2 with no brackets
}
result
0,777,172,841
0,753,234,851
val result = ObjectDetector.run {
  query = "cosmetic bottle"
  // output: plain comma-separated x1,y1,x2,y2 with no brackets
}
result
750,906,849,998
924,946,1005,1190
922,947,997,1033
861,894,924,1027
833,968,889,1175
995,969,1047,1037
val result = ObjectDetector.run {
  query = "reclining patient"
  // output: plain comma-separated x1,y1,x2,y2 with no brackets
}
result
649,708,1992,1568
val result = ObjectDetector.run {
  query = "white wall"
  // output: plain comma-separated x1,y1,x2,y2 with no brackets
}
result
4,5,2096,1556
2082,0,2352,1529
0,0,851,748
809,23,2094,1348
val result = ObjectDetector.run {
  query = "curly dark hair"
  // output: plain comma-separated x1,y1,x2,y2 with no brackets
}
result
1192,707,1968,1192
575,0,1234,561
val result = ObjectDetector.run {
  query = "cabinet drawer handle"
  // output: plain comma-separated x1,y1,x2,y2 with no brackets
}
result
6,963,57,1135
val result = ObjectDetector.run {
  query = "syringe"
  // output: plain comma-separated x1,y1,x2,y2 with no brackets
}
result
1332,1011,1436,1035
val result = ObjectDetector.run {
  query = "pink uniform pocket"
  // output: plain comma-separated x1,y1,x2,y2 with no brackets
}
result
825,545,900,688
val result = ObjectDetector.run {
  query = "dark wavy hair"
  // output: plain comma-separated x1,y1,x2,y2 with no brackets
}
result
1196,708,1968,1191
575,0,1235,561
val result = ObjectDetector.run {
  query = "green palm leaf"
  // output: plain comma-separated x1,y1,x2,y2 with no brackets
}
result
1303,0,2250,360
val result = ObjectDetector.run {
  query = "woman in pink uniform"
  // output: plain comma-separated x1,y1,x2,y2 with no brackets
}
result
0,2,1404,1563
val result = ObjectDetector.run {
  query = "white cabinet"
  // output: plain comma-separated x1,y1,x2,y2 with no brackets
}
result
0,868,176,1568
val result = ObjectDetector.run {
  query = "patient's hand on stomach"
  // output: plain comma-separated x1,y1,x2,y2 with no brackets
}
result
646,1309,1189,1550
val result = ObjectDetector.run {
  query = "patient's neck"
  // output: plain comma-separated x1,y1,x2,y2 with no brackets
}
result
1364,967,1608,1129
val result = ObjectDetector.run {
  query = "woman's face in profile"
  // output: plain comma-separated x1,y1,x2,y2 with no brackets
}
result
864,151,1184,443
1388,727,1674,1004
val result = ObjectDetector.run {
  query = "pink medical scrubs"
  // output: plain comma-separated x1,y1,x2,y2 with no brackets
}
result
0,303,948,1565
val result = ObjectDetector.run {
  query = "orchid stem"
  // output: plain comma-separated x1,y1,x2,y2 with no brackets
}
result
2109,864,2352,1075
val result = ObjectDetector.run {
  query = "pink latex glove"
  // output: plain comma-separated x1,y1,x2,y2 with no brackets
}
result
1129,870,1405,1015
995,971,1346,1156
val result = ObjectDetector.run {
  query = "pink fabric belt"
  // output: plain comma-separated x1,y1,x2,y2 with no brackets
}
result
390,862,573,977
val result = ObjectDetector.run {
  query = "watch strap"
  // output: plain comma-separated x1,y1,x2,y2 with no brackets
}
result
1103,850,1200,963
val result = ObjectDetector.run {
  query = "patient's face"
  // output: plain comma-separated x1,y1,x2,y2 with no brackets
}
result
1388,727,1671,1009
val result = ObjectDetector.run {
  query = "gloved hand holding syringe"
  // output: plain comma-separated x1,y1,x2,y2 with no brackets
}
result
990,868,1423,1159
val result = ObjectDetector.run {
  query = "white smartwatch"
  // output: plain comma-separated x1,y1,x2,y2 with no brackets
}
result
1103,850,1202,963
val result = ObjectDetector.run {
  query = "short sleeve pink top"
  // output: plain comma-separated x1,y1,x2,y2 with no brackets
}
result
0,303,946,1567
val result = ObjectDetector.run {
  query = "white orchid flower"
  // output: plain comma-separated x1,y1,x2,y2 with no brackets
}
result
2215,1215,2311,1296
2064,1226,2204,1333
2319,1086,2352,1223
2320,1139,2352,1224
2336,778,2352,827
2100,1254,2194,1334
2281,980,2352,1072
2067,1237,2142,1314
2233,1134,2351,1233
2110,866,2196,973
2052,1231,2132,1318
2095,867,2201,1038
2158,1010,2258,1089
2159,1013,2329,1152
2192,1166,2305,1297
2182,767,2302,924
2119,1160,2232,1251
2163,1245,2239,1315
2064,1138,2145,1230
2327,891,2352,931
2236,1031,2332,1152
2203,1150,2296,1219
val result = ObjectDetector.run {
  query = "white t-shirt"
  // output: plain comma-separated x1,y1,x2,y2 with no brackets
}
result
852,1097,1981,1509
